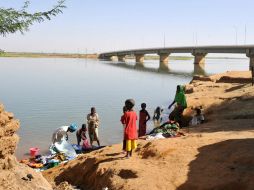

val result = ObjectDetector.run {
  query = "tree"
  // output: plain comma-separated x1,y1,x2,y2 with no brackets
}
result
0,0,66,36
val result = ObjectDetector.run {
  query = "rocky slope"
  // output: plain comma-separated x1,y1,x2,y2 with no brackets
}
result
0,103,52,190
43,71,254,190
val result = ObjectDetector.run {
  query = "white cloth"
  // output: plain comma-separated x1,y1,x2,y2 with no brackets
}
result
52,126,69,144
51,126,77,158
146,132,165,140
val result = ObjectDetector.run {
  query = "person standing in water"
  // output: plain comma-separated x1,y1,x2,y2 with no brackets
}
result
138,103,150,137
168,85,187,126
87,107,100,147
153,106,163,128
124,99,138,158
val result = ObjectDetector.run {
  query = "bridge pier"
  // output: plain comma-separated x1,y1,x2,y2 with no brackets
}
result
103,56,116,61
246,52,254,71
118,55,126,62
192,53,207,65
159,53,170,70
194,64,205,75
135,54,145,65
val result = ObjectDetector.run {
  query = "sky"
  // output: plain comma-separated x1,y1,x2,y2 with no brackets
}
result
0,0,254,53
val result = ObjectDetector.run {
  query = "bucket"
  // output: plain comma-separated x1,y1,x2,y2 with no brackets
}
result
29,147,39,158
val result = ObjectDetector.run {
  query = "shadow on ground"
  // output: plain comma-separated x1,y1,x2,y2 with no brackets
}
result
177,139,254,190
187,92,254,133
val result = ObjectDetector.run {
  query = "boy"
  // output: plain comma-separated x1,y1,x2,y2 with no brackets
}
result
124,99,138,158
153,106,163,127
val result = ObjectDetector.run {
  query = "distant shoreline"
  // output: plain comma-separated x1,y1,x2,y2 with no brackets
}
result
0,52,98,59
0,52,248,60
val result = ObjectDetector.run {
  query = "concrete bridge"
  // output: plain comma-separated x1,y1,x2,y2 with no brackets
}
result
99,45,254,71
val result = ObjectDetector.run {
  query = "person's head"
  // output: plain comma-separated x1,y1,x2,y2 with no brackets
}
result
155,106,161,113
196,108,201,115
68,123,77,133
123,106,127,113
168,114,175,122
125,99,135,111
91,107,96,114
141,103,146,110
176,85,181,93
81,124,86,130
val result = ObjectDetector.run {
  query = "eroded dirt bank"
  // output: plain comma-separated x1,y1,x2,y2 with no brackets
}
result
0,104,52,190
42,71,254,190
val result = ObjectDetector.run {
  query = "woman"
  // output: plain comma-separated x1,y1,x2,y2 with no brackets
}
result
138,103,150,137
168,85,187,126
87,107,100,147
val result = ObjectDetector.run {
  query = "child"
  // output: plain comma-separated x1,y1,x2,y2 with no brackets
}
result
153,106,163,127
190,108,205,126
87,107,100,147
120,106,127,152
124,99,138,158
76,124,87,146
138,103,150,137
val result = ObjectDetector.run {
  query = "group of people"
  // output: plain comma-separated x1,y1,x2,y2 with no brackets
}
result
119,85,190,158
51,107,101,154
51,85,205,158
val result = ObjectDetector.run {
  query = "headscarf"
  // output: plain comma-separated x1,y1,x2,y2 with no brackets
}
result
174,85,187,108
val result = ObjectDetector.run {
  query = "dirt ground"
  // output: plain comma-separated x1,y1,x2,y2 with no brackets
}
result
0,104,52,190
42,71,254,190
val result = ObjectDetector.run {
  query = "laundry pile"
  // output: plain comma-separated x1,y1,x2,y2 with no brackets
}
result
146,122,185,140
20,144,80,172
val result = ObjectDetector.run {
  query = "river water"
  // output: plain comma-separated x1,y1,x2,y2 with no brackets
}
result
0,57,248,158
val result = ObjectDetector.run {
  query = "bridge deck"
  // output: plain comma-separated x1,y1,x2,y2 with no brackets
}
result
99,45,254,57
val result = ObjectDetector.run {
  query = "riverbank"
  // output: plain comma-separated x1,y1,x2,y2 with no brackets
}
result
41,71,254,190
0,52,98,59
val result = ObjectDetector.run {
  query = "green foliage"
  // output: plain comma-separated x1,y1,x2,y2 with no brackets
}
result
0,0,66,36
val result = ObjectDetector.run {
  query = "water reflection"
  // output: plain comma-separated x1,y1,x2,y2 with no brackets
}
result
193,64,207,76
105,57,249,76
105,61,198,77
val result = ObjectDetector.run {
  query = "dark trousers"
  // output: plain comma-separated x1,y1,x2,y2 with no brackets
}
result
122,140,126,151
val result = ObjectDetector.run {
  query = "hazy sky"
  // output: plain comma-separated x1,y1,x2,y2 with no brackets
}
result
0,0,254,53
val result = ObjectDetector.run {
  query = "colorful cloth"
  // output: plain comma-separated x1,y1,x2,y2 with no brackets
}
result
149,122,179,137
124,111,138,140
174,85,187,108
126,140,137,151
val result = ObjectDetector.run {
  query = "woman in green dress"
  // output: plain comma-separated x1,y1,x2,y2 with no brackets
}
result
168,85,187,126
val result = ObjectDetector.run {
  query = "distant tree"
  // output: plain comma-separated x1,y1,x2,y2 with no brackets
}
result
0,0,66,36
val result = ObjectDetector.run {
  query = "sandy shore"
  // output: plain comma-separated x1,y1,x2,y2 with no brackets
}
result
41,71,254,190
1,71,253,190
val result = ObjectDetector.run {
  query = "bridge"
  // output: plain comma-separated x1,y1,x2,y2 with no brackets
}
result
99,45,254,71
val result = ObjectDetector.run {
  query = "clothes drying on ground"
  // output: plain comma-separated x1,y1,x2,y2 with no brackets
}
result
148,122,179,138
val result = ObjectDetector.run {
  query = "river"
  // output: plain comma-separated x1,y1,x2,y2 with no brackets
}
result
0,57,248,158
